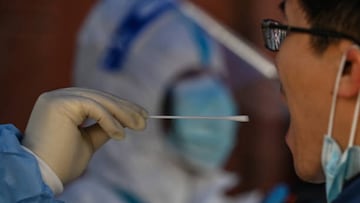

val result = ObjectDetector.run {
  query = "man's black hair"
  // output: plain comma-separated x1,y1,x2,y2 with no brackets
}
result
300,0,360,52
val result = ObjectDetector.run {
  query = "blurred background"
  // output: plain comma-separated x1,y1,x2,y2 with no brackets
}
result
0,0,277,135
0,0,326,202
0,0,280,131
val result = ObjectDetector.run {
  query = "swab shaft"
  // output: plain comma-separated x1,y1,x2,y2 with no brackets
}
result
149,115,249,122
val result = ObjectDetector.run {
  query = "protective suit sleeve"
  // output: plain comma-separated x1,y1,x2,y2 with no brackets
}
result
0,124,63,203
22,146,63,195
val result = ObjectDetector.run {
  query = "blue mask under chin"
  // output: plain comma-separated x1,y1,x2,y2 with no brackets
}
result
169,75,238,170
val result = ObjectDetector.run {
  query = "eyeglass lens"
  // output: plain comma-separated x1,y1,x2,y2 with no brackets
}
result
262,20,288,51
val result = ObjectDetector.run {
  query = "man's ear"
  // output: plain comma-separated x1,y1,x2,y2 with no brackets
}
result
338,46,360,98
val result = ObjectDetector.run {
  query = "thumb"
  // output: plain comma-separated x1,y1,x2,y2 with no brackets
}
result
81,123,124,150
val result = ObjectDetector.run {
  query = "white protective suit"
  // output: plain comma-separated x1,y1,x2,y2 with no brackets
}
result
59,0,264,202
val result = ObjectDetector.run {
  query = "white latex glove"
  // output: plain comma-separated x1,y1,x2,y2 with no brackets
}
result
23,87,148,185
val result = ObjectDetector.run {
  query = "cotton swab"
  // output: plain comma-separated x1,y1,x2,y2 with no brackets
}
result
148,115,249,122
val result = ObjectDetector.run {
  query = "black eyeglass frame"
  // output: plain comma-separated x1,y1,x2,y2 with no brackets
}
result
261,19,360,52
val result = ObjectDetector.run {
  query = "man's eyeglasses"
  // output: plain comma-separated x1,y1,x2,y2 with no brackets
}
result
261,19,360,52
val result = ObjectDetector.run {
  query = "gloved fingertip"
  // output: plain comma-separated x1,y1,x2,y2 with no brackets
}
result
133,114,147,130
138,119,147,131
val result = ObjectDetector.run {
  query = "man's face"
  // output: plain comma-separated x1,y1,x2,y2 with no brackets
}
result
275,0,342,182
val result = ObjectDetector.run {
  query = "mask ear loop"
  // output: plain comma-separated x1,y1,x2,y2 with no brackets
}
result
327,45,360,146
326,53,347,137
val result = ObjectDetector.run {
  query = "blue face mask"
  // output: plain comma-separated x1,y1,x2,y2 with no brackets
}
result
322,50,360,202
169,75,238,170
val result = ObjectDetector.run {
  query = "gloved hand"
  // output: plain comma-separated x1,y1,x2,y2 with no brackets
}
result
22,87,148,185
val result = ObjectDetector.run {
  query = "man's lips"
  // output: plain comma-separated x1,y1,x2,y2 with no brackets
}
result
285,124,292,149
280,84,287,103
285,133,292,152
